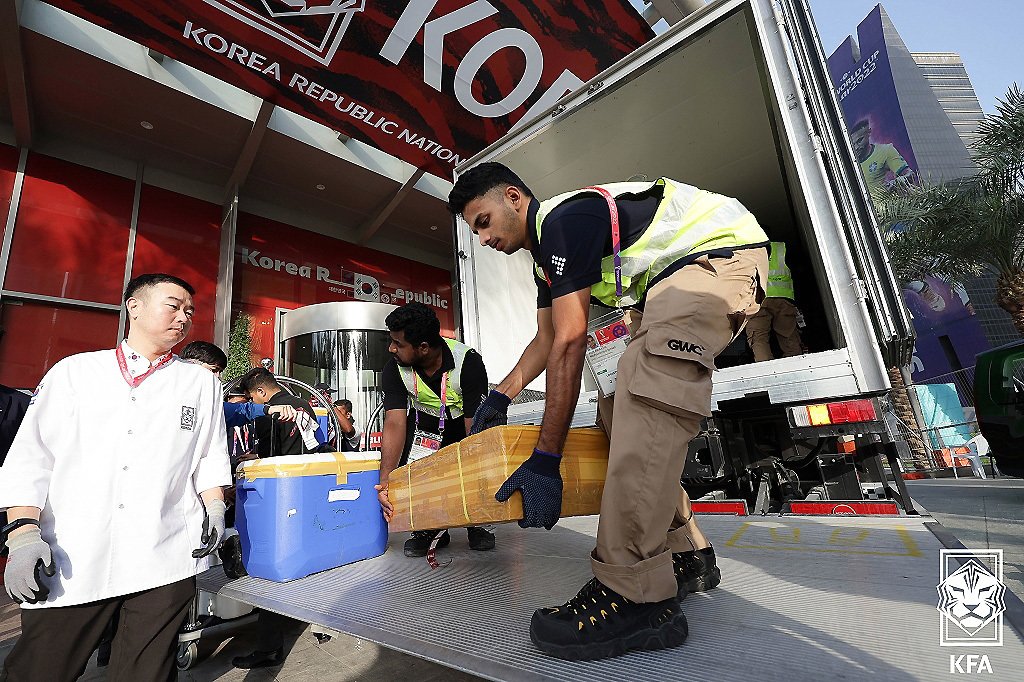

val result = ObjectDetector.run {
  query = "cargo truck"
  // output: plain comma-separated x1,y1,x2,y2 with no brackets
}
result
454,0,919,515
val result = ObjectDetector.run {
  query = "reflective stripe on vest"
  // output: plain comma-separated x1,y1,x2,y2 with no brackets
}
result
398,338,470,419
766,241,795,299
533,178,769,306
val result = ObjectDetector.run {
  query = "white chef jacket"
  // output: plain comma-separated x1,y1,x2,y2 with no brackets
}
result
0,341,231,609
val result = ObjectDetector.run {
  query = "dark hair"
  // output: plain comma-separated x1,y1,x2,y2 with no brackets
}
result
385,302,443,348
448,162,533,217
180,341,227,371
333,399,353,410
238,367,280,394
851,119,870,133
123,273,195,303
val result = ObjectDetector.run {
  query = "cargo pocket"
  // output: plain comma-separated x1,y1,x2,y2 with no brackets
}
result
627,330,714,418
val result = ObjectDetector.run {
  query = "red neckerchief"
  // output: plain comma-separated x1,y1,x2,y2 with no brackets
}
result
116,345,174,388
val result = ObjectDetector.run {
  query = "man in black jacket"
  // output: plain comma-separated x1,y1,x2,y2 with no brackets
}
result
238,368,317,458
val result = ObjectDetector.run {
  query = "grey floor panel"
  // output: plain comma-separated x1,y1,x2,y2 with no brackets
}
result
200,515,1024,681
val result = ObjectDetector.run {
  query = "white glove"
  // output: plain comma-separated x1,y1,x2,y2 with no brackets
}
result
4,527,56,604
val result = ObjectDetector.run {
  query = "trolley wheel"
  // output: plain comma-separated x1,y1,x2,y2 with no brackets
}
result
176,641,199,671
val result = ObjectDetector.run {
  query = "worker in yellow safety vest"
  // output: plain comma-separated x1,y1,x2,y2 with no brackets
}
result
374,302,495,557
744,241,804,362
447,162,769,661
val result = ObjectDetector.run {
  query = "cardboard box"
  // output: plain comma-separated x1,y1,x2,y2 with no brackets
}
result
387,426,609,532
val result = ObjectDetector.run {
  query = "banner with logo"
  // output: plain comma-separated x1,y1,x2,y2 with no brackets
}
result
234,210,455,361
826,7,990,381
46,1,652,179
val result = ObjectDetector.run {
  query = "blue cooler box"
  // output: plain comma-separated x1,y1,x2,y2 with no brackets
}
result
236,452,388,582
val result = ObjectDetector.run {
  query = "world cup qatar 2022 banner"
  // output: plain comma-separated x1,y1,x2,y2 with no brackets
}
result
46,1,653,179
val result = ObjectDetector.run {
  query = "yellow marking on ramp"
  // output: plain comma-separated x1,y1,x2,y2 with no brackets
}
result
724,522,924,557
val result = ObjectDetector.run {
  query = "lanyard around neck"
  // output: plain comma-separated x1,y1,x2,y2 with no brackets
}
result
413,370,448,437
116,346,173,388
584,185,623,302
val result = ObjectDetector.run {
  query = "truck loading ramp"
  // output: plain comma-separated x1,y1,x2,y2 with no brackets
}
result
199,515,1024,681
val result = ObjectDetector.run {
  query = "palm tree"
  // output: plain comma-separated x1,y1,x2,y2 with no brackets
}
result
874,85,1024,332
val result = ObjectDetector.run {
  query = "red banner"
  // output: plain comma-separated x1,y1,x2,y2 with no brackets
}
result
46,1,652,178
234,210,455,361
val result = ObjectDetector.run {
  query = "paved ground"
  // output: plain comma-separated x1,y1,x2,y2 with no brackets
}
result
2,476,1021,680
906,477,1024,598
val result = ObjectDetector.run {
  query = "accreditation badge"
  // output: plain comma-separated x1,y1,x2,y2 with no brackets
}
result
408,429,443,462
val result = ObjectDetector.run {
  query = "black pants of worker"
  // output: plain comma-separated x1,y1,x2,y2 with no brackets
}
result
1,576,195,682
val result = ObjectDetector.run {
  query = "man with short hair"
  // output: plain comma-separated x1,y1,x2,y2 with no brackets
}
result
238,368,318,458
448,163,768,660
332,399,361,451
0,273,231,680
374,303,494,556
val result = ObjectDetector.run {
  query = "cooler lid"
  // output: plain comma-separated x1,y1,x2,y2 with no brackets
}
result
238,452,381,484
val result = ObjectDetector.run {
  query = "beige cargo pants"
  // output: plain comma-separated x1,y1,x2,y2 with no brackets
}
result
592,248,767,603
745,297,803,362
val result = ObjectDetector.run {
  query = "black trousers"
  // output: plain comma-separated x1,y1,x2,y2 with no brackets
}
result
2,576,195,682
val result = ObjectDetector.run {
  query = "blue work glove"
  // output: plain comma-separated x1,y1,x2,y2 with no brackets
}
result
4,527,56,604
192,499,227,559
495,448,563,530
470,390,512,435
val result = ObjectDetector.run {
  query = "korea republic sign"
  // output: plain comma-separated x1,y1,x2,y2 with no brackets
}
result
45,1,653,179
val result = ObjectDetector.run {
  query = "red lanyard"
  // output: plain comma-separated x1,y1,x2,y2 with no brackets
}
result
413,371,448,437
116,346,173,388
584,185,623,300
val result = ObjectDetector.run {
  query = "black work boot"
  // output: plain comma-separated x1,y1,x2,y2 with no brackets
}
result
529,578,688,661
231,647,284,669
467,526,496,551
673,546,722,595
403,529,450,557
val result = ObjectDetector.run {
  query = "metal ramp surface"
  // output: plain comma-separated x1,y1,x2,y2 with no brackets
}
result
200,516,1024,681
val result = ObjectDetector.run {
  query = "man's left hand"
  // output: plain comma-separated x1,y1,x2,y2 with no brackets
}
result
495,448,563,529
192,499,227,558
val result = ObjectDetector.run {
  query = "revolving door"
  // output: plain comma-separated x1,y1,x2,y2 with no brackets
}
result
279,301,397,449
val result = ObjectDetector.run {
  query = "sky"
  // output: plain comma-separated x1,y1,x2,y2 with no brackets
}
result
629,0,1022,114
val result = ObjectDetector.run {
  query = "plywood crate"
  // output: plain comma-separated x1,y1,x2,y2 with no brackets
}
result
387,425,609,532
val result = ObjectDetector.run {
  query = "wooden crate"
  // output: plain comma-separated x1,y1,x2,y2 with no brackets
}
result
387,426,609,532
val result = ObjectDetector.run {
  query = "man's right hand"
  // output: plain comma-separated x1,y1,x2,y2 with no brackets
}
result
267,405,298,422
375,478,394,523
4,527,56,604
470,390,512,435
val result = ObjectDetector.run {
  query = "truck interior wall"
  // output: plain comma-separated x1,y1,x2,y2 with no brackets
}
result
463,5,846,389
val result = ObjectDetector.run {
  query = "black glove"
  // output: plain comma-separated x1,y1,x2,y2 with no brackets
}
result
470,390,512,435
495,448,563,530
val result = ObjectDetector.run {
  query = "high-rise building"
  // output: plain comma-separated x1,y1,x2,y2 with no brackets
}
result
913,52,986,154
827,5,1018,379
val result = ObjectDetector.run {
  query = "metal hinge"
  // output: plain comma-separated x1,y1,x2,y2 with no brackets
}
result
551,104,566,117
852,277,868,301
810,133,824,154
587,81,604,95
457,250,469,260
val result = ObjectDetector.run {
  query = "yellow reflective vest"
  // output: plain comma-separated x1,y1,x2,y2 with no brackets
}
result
766,241,795,300
534,178,768,306
397,338,471,419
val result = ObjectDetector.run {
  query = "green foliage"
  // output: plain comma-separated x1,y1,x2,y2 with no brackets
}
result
873,85,1024,289
223,312,254,383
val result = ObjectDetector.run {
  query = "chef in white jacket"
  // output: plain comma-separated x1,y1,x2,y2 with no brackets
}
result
0,273,231,681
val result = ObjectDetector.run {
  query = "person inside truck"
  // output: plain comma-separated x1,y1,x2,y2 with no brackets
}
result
744,241,804,362
447,163,769,661
849,119,915,192
373,302,496,556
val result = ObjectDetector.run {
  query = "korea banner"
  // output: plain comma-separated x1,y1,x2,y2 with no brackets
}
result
46,1,653,178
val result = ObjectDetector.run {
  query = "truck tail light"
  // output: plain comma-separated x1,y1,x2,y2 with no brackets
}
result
789,399,877,427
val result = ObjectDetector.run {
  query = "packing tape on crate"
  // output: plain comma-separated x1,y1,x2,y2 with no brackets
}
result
239,453,380,485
